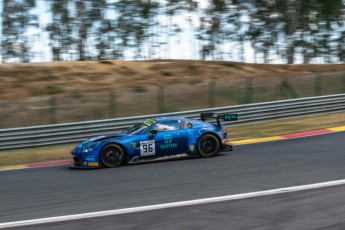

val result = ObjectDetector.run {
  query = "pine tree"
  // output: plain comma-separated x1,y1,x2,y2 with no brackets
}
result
2,0,36,62
46,0,74,61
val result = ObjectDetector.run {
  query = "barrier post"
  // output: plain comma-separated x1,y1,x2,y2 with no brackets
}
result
314,74,322,96
109,90,116,118
208,80,215,108
244,78,253,103
280,77,287,99
281,77,298,99
49,96,57,124
158,86,164,113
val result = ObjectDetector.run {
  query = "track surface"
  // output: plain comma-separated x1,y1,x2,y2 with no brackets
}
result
13,185,345,230
1,132,345,228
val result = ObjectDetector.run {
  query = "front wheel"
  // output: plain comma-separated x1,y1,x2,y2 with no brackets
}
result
197,134,220,158
100,144,125,168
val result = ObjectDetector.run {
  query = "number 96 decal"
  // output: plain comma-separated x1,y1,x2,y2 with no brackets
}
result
140,140,156,156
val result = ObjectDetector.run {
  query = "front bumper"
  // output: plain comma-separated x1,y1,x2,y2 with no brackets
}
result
70,156,101,169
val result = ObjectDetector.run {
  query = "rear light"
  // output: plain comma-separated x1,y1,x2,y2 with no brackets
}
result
221,128,227,133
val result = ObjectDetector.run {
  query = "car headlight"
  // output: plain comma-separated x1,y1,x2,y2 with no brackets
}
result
82,148,94,153
81,142,100,153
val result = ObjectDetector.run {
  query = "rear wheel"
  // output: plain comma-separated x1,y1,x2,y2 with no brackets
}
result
100,144,125,168
197,134,220,158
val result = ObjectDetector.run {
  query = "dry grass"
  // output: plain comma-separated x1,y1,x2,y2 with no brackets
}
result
0,60,345,100
0,144,74,167
231,111,345,140
1,59,344,128
0,111,344,167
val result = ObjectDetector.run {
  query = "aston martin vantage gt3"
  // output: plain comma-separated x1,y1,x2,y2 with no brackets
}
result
71,113,237,168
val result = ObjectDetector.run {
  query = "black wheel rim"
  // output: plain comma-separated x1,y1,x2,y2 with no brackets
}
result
102,147,122,167
201,137,217,154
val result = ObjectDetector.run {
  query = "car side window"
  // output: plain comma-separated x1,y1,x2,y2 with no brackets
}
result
181,121,193,129
150,121,181,132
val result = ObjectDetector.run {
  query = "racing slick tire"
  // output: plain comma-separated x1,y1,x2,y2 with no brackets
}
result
100,144,125,168
197,134,220,158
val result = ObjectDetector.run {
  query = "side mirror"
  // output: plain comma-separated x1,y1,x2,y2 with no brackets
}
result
149,129,157,138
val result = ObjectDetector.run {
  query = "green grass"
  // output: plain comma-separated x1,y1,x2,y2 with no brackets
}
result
0,144,75,167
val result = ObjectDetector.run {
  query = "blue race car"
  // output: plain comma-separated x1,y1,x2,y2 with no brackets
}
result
71,113,237,169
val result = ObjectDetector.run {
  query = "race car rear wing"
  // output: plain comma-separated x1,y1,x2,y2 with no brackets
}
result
200,113,238,127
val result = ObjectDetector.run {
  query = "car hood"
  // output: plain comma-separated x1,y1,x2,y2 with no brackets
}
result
87,133,129,142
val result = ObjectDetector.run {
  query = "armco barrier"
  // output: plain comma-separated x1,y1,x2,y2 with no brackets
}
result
0,94,345,150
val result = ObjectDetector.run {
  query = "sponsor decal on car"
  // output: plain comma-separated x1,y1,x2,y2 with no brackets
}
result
160,135,178,149
223,114,238,121
189,145,195,151
129,142,138,148
87,162,99,167
164,135,172,143
84,157,95,161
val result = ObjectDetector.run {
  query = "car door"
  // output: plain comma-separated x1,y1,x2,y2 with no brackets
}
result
139,121,188,159
154,129,188,156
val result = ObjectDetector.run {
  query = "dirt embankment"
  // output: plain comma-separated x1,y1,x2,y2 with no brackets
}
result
1,60,345,101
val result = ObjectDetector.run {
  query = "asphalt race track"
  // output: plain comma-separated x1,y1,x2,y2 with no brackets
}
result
1,131,345,229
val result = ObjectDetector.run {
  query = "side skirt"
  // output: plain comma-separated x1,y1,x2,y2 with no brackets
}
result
128,153,194,164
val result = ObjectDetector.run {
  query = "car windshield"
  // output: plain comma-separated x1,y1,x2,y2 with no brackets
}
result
123,123,148,135
151,123,178,131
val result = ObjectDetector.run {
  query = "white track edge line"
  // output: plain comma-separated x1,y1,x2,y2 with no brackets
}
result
1,179,345,229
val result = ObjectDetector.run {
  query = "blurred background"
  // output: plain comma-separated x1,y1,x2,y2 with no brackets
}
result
0,0,345,129
1,0,345,63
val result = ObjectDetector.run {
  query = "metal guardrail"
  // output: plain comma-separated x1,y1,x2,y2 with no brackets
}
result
1,94,345,150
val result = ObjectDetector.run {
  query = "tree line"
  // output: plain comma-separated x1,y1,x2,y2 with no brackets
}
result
2,0,345,64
